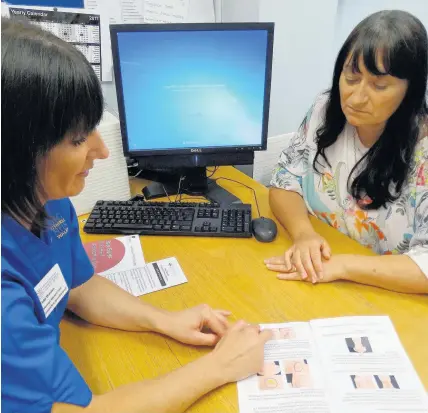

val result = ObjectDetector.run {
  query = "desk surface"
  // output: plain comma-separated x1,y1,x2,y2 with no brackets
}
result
62,166,428,412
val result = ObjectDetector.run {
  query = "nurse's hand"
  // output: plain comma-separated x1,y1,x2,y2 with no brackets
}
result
265,232,332,283
210,321,272,383
160,304,231,346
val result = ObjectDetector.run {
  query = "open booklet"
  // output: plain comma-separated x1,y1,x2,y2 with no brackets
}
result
238,316,428,413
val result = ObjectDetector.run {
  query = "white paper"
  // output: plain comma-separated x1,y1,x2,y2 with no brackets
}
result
102,257,188,296
86,0,192,81
310,316,428,413
34,264,69,319
143,0,189,23
237,317,428,413
238,322,331,413
85,0,145,81
86,0,145,23
1,2,10,17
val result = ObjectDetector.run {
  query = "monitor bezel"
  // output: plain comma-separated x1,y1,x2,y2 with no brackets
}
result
110,22,274,157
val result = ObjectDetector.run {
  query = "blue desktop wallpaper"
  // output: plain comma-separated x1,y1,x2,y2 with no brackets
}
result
116,29,269,151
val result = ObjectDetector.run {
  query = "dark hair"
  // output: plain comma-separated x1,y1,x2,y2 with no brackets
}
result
313,10,428,209
1,18,104,230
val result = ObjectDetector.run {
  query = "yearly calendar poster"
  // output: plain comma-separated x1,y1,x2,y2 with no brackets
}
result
9,6,102,80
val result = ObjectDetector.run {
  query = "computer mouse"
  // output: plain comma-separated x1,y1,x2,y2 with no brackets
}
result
251,217,278,243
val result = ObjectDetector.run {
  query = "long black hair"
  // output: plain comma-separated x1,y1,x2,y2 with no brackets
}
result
1,18,104,230
313,10,428,209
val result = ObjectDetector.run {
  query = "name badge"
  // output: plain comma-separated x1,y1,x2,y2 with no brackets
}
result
34,264,69,318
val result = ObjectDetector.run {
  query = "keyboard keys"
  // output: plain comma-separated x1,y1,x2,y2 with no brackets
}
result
113,223,153,230
84,201,252,238
222,227,236,233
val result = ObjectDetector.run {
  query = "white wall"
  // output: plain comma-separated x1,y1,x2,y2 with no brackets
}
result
220,0,259,22
221,0,428,138
335,0,428,55
258,0,339,136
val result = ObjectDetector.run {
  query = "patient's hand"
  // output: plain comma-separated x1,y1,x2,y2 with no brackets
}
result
265,254,347,284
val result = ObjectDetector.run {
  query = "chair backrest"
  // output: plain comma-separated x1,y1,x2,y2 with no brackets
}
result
253,132,295,186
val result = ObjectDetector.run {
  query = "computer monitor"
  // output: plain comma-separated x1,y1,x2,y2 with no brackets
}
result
110,22,274,205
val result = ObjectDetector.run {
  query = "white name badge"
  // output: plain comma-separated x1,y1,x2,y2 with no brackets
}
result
34,264,69,319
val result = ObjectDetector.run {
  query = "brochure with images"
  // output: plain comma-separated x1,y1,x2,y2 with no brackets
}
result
238,316,428,413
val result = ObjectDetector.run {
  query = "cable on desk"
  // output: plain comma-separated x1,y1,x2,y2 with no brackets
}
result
161,184,172,202
207,166,219,178
176,168,218,203
211,176,261,217
175,175,186,202
130,170,143,178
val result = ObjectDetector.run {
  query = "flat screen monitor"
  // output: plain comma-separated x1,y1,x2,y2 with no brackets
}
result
110,23,274,204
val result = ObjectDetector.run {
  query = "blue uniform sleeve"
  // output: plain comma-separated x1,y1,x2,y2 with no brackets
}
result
1,279,92,413
67,199,94,288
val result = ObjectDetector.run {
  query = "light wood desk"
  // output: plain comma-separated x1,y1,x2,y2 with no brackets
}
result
61,166,428,412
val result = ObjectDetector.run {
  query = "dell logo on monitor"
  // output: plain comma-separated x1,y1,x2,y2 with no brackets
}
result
191,148,202,153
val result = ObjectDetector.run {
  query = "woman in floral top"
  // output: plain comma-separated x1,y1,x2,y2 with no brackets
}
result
265,10,428,294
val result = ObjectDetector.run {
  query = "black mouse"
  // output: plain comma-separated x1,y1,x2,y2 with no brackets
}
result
251,217,278,243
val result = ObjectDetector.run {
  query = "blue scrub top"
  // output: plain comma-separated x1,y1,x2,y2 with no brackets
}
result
2,198,94,413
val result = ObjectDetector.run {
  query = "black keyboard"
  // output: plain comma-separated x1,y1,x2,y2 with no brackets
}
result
83,200,252,238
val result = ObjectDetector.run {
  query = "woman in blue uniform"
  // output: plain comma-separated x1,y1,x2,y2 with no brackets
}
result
1,19,271,413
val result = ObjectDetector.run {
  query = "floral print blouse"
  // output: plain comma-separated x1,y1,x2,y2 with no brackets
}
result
271,94,428,277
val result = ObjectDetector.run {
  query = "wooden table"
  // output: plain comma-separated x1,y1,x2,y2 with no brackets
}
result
61,166,428,412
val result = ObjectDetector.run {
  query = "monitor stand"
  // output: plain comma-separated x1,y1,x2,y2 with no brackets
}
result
140,167,241,207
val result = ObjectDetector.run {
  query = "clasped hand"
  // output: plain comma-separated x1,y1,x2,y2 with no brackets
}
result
264,232,346,283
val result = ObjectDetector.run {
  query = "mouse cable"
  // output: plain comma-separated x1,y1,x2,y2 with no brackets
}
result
211,177,261,218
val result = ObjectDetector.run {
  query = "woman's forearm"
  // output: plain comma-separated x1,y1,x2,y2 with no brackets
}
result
269,188,315,240
342,254,428,294
67,275,169,333
53,353,226,413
